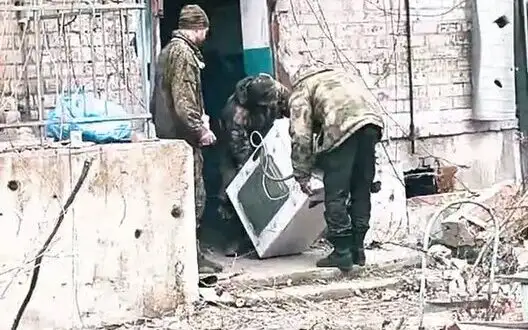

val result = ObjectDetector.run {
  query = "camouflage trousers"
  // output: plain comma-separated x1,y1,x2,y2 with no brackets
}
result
319,124,380,238
193,148,206,228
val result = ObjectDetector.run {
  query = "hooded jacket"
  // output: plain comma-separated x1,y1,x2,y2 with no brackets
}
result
288,66,385,179
150,31,207,146
219,74,290,169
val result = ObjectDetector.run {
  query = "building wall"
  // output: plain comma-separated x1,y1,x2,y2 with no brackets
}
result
0,0,147,140
273,0,520,189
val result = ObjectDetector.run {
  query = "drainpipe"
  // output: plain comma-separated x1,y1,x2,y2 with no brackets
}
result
404,0,416,154
514,0,528,190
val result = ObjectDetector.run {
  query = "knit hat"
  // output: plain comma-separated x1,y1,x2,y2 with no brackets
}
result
234,74,278,108
178,5,209,30
247,74,279,106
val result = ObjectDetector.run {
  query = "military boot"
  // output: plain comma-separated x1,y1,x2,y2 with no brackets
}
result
351,231,367,266
224,241,239,257
197,243,223,274
198,253,223,274
316,236,353,272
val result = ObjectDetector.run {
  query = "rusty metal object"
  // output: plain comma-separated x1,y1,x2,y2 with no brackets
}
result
437,165,459,194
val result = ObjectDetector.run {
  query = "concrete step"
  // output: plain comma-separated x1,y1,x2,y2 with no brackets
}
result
217,245,421,289
236,277,400,306
201,276,401,308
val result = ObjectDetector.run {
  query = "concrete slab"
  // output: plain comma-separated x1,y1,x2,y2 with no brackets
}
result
209,245,421,288
0,141,198,330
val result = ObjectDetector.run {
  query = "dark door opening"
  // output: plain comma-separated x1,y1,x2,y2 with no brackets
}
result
160,0,246,120
159,0,246,247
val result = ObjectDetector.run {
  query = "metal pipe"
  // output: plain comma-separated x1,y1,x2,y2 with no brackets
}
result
403,0,416,154
34,7,44,145
20,26,31,122
113,12,123,105
119,9,128,112
101,10,109,115
138,7,151,138
514,0,528,191
2,3,145,12
88,4,97,98
0,114,152,129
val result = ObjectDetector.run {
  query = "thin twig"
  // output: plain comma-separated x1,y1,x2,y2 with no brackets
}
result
11,159,93,330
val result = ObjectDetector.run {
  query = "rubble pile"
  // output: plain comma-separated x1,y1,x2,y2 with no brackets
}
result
412,210,526,323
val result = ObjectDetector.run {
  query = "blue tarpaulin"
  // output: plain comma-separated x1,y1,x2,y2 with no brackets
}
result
46,91,132,144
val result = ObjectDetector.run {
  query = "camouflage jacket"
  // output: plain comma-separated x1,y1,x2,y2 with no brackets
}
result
289,67,385,179
219,74,290,170
150,31,207,146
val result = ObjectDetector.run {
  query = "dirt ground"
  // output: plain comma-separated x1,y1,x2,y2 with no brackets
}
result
108,264,525,330
111,288,425,330
106,269,487,330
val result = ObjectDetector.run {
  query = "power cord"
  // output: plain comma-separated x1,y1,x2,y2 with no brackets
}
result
249,130,294,200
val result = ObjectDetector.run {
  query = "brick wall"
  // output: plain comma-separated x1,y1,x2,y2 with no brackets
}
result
273,0,517,140
0,0,145,138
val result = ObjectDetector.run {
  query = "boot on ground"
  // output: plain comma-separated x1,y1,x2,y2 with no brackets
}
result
351,231,367,266
224,240,240,257
316,236,353,272
198,253,223,274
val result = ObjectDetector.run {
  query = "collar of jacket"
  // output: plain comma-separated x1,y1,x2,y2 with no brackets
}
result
171,30,205,64
291,67,333,88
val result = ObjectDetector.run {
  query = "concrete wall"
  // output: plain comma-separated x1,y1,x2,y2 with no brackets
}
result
0,141,197,329
273,0,520,189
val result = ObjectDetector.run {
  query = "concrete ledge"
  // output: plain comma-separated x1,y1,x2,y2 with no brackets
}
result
0,141,197,329
235,277,400,307
225,246,422,289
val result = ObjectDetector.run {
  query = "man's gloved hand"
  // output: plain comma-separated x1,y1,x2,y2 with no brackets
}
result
295,175,313,196
199,129,217,147
202,114,211,131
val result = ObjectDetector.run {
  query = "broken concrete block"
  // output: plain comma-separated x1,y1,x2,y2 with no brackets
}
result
450,258,469,271
381,289,398,301
199,287,236,305
440,217,477,248
447,275,468,299
429,244,452,263
466,277,479,297
443,269,462,281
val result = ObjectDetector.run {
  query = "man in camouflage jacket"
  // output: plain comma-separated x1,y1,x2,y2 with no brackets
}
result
150,4,223,274
288,65,385,272
216,74,290,256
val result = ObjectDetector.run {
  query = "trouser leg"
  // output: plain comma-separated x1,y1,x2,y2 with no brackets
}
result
193,148,206,226
347,125,380,266
321,135,358,237
218,197,250,256
316,135,358,271
193,148,223,273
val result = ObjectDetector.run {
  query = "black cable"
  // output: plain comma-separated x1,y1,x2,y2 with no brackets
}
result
11,159,93,330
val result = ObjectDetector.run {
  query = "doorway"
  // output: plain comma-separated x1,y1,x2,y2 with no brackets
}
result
159,0,247,248
159,0,246,120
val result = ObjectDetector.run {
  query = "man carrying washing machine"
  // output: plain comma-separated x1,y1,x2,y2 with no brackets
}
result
287,64,385,272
